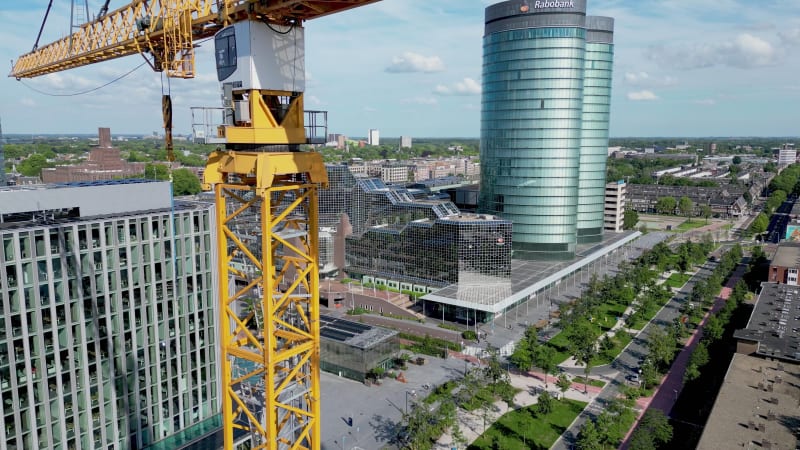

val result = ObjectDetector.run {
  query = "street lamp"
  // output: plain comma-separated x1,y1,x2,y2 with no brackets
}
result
405,389,416,414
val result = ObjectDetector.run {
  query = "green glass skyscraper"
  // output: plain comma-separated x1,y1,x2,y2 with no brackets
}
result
479,0,614,259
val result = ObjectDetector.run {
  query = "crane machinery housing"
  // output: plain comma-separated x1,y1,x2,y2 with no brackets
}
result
11,1,382,449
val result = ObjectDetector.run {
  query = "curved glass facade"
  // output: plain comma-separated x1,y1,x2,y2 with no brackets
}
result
480,1,614,259
578,18,615,243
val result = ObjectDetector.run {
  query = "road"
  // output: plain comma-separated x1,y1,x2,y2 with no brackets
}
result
551,254,723,449
764,197,795,243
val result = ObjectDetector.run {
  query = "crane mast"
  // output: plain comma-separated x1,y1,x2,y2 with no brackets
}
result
10,1,381,449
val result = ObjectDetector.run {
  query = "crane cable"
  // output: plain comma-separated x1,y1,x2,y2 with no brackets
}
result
32,0,55,52
16,60,150,96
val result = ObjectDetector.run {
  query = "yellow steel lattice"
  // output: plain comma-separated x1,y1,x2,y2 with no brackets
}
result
213,152,326,450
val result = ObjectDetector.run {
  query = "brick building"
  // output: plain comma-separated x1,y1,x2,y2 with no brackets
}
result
41,128,145,183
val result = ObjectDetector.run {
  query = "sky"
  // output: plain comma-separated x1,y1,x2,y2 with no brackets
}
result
1,0,800,138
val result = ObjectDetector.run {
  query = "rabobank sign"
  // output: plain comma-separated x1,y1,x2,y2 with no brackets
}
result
533,1,575,8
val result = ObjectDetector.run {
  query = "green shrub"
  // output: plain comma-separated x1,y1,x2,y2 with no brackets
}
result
462,330,477,340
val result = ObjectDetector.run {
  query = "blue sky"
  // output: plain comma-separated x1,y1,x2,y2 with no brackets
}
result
1,0,800,138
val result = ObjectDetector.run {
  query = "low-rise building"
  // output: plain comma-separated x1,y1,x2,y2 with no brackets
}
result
768,243,800,284
626,184,748,218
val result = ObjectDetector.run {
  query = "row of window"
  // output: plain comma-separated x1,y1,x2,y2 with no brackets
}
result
485,27,586,43
482,128,610,139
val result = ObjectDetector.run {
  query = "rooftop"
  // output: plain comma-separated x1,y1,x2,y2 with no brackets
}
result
771,243,800,269
734,283,800,362
424,230,658,314
319,314,397,349
697,353,799,450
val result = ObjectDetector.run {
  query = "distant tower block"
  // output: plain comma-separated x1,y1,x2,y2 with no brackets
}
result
0,118,5,186
368,129,380,146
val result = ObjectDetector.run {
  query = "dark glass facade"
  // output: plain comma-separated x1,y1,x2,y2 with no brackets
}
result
319,165,512,289
479,0,614,259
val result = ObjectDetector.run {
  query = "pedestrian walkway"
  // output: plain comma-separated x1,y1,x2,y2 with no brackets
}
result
618,263,748,449
558,267,686,371
432,365,601,450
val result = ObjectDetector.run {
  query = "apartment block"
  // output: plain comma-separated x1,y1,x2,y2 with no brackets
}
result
604,181,626,233
0,180,218,450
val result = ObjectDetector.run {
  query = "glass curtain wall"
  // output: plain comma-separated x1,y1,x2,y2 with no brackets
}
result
577,16,615,243
480,1,588,260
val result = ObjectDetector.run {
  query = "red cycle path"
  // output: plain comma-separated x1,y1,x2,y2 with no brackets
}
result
619,264,747,449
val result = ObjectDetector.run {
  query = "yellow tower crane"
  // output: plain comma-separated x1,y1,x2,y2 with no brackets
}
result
10,1,380,449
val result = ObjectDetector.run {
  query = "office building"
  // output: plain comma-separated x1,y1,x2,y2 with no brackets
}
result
603,181,626,233
319,165,512,298
479,0,614,259
0,180,218,449
381,165,410,184
400,136,412,149
367,129,380,146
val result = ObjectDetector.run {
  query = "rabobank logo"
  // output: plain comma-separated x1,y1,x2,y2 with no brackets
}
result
533,0,575,8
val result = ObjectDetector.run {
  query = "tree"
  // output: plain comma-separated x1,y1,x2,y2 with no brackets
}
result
535,390,554,416
732,155,742,165
700,204,712,224
623,209,639,230
532,345,557,387
630,409,673,450
678,196,694,218
596,410,623,448
565,320,597,392
684,342,709,383
749,213,769,236
509,338,533,372
172,168,202,195
647,326,677,370
556,374,571,395
655,196,677,215
142,163,171,181
18,154,52,177
451,423,468,450
577,420,603,450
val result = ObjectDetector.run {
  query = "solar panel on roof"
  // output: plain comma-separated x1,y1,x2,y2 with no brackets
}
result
331,320,371,334
320,329,353,342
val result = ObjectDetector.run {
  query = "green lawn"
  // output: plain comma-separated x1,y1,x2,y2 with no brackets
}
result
675,219,707,232
594,331,633,366
549,302,629,364
546,332,573,365
664,272,691,289
572,376,606,388
468,399,587,450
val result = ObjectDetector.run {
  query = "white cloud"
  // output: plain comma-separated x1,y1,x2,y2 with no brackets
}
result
385,52,445,73
19,98,36,107
693,99,716,106
779,27,800,46
624,72,678,87
363,106,377,112
434,78,481,96
401,97,438,105
627,90,659,101
647,33,778,69
306,95,325,106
